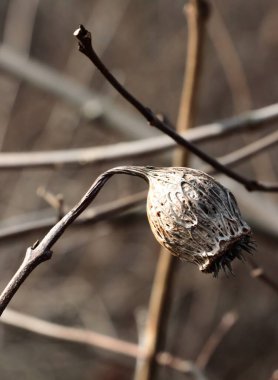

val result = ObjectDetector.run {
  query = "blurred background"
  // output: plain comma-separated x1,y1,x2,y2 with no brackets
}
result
0,0,277,379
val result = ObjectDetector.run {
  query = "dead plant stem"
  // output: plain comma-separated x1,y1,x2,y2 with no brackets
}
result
134,2,207,379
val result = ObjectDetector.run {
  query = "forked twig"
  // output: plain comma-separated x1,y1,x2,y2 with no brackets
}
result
74,24,278,192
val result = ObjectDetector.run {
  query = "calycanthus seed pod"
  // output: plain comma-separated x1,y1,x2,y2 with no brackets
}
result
127,166,255,277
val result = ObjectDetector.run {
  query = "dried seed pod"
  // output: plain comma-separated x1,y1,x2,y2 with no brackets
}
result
127,166,254,276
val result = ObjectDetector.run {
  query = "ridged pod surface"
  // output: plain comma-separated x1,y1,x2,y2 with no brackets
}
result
133,166,254,276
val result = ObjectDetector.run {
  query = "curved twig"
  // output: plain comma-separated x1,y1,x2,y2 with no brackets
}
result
0,167,147,315
74,24,278,192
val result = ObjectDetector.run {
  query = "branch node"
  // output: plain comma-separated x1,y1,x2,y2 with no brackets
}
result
44,249,53,261
26,246,53,264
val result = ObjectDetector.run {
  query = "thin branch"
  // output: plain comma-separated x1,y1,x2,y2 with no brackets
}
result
0,134,277,241
195,311,238,369
135,2,208,379
0,191,146,240
2,308,139,358
209,0,251,113
134,250,175,379
156,352,208,380
0,167,148,315
1,42,277,145
0,309,208,380
174,0,209,163
0,103,277,169
207,3,278,298
247,258,278,295
201,129,278,174
0,184,277,242
37,187,64,220
208,0,278,187
0,45,153,140
74,24,278,192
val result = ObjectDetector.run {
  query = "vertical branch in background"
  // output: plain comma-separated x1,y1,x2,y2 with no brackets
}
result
134,2,208,379
174,0,208,164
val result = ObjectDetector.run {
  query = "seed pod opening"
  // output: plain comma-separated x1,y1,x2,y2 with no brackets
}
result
143,166,254,276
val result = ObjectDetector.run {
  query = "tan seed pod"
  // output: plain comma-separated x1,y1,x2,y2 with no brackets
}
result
125,166,254,276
